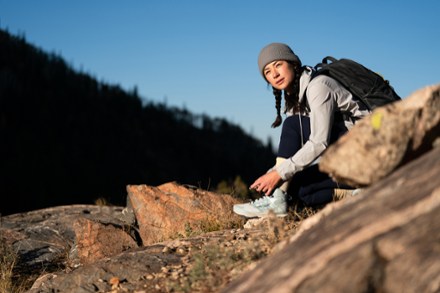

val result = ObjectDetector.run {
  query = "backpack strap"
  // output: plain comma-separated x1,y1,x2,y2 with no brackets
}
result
313,56,339,72
305,58,337,111
322,56,338,64
310,57,354,124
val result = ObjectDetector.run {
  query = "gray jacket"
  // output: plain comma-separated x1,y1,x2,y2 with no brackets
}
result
275,66,370,181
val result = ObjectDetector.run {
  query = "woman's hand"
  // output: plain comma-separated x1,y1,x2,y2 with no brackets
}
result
250,170,283,196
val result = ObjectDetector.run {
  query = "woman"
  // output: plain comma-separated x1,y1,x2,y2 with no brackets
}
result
233,43,369,218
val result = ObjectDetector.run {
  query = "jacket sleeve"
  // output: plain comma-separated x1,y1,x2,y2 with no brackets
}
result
275,78,335,181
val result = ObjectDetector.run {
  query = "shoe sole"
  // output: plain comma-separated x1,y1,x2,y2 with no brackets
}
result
233,209,288,218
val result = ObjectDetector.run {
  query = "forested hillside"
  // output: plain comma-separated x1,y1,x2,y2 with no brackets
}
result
0,29,275,215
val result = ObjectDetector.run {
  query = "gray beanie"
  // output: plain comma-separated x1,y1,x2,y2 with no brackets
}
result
258,43,300,78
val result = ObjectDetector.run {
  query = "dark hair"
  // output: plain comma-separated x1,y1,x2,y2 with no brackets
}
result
271,63,305,128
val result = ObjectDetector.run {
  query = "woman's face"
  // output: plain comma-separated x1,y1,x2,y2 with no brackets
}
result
263,60,295,91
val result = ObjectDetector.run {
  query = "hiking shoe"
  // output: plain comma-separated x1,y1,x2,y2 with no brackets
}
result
233,188,288,218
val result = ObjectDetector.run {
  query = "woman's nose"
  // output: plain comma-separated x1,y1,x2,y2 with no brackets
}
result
272,69,279,79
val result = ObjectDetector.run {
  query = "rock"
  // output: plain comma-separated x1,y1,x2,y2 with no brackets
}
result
127,182,244,245
0,205,138,280
223,147,440,293
319,84,440,187
27,243,182,293
72,217,138,265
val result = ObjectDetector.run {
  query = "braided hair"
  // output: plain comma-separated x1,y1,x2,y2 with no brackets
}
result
271,63,305,128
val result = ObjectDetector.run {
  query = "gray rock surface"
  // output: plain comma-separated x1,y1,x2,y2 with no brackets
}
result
223,146,440,293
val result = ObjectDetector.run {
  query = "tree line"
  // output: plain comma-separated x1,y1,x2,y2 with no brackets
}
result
0,29,275,215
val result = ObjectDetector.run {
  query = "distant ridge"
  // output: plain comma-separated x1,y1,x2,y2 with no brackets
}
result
0,28,275,215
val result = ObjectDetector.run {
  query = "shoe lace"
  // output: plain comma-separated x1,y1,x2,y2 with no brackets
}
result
251,195,272,207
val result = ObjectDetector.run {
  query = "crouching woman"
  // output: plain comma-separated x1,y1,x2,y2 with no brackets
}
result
234,43,369,218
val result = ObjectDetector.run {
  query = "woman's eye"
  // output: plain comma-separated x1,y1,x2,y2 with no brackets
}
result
264,70,271,76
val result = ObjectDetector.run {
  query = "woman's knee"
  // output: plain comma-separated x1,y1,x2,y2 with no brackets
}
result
278,115,310,158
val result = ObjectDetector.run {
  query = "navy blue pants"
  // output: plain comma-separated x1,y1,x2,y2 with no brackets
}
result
277,115,350,206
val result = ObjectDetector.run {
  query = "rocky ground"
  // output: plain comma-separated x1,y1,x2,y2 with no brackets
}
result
1,201,316,293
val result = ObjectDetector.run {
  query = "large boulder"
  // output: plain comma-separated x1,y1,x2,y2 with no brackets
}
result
319,84,440,187
127,182,244,245
223,146,440,293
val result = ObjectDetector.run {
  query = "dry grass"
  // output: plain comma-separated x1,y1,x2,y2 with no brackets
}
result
215,175,254,201
192,213,245,235
166,240,269,292
0,239,16,292
0,237,28,293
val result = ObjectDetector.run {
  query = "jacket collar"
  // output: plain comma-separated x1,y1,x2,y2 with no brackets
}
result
298,66,314,104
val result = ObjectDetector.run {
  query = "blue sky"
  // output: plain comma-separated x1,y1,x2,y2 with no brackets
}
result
1,0,439,146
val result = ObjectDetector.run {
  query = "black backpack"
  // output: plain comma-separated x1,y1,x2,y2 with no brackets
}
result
312,56,401,110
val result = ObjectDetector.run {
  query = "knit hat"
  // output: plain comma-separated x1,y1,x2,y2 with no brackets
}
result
258,43,300,78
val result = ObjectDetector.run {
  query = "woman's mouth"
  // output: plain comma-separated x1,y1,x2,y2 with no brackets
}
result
276,78,285,85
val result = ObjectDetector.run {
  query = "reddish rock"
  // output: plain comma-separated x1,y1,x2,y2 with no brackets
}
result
73,217,138,264
127,182,243,245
